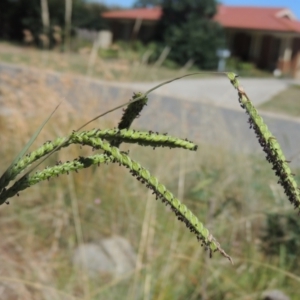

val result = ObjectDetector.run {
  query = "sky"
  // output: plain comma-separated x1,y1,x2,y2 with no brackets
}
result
99,0,300,19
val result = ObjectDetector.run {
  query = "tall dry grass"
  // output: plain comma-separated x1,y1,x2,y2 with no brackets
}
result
0,41,194,83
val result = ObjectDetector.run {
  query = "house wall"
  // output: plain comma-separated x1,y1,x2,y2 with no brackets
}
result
291,37,300,78
226,28,300,77
277,34,293,74
249,33,262,60
110,19,133,41
258,35,281,70
107,19,157,43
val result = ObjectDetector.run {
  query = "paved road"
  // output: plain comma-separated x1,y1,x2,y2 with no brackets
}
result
2,62,300,166
115,76,291,110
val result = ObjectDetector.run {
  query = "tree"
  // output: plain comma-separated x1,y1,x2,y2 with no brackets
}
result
133,0,162,7
156,0,225,69
64,0,72,51
0,0,108,44
72,2,108,30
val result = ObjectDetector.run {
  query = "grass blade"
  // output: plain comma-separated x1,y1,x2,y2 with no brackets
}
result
0,102,62,190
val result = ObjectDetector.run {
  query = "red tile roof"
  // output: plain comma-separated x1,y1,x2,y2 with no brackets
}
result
102,5,300,33
276,15,300,32
102,7,162,21
213,5,300,32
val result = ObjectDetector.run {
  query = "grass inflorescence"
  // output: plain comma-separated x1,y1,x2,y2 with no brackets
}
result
0,84,232,262
1,69,300,299
2,128,197,191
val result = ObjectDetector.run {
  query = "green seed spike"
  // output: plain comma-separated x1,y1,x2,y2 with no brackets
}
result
6,130,196,187
227,72,300,210
111,92,148,147
118,92,148,130
0,154,112,203
73,137,233,263
100,129,197,150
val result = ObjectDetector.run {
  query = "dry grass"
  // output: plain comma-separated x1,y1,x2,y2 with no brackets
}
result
0,41,191,83
0,70,299,299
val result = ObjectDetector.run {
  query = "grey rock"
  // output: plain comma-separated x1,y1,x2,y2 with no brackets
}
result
73,243,114,276
261,290,290,300
100,236,137,275
73,236,136,278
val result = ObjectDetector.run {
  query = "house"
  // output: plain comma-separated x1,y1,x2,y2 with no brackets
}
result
102,5,300,78
102,7,162,43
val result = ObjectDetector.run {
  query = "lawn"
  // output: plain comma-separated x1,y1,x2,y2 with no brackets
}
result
259,84,300,117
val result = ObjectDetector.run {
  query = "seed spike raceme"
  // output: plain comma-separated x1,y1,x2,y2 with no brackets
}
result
71,136,233,262
227,72,300,210
0,154,112,203
111,92,148,147
5,129,197,187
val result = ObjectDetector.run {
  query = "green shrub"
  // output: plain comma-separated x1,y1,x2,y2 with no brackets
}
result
262,212,300,264
98,48,118,59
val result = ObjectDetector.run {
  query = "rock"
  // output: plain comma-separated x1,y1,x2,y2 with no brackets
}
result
261,290,290,300
100,236,137,275
73,236,136,278
73,243,114,277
